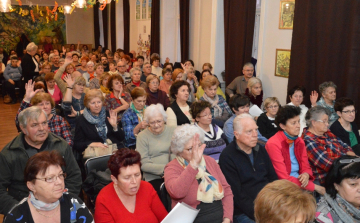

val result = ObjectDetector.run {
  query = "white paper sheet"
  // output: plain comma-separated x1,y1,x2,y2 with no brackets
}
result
249,105,264,117
161,202,200,223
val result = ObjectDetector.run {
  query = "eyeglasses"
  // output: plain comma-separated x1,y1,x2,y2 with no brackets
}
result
267,105,279,109
199,113,212,118
316,120,329,124
148,120,163,126
150,81,159,85
36,173,67,183
342,110,357,114
339,157,360,164
118,65,126,68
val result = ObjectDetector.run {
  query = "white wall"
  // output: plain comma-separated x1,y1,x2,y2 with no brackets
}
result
257,0,292,105
65,8,95,46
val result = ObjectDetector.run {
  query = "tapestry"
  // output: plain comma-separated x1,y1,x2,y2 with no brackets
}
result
0,5,66,52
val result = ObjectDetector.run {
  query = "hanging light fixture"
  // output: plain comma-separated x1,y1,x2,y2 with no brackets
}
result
0,0,10,12
75,0,86,8
63,5,72,14
98,0,111,4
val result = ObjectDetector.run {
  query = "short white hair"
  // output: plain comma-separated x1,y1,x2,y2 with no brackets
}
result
233,113,254,133
130,67,142,77
170,124,204,154
87,61,94,67
49,53,55,60
18,106,47,128
26,42,38,52
144,104,167,122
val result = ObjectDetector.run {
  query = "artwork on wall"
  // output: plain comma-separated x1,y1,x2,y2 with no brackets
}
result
279,0,295,29
137,34,151,63
136,0,151,20
275,49,291,78
0,5,66,52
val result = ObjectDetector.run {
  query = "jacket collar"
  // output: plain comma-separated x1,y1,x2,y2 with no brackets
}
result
8,132,60,150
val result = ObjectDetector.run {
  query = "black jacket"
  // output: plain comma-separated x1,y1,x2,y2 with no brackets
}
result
330,119,360,155
257,112,278,139
219,141,278,219
73,114,125,153
21,53,39,82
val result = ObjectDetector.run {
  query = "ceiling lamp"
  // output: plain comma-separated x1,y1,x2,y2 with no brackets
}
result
75,0,86,8
99,0,111,4
63,5,72,14
0,0,10,12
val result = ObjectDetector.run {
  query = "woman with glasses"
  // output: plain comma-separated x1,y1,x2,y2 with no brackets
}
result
145,75,170,109
136,104,176,195
266,106,326,195
4,151,93,223
257,97,280,139
302,106,356,186
330,98,360,155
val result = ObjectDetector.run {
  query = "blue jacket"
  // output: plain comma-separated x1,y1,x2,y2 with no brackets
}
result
3,64,22,81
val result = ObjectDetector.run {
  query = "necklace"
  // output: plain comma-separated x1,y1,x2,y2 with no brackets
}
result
35,204,59,218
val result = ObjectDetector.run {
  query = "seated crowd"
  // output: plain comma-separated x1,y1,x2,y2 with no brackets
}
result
1,42,360,223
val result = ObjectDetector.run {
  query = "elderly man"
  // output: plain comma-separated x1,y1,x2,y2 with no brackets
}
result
51,54,60,72
219,113,278,223
141,62,154,82
117,60,131,84
226,62,254,97
0,106,81,214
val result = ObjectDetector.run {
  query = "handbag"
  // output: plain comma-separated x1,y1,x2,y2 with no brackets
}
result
4,95,12,104
83,139,118,159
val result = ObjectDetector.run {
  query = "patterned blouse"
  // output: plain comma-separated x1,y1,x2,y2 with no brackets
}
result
104,92,132,122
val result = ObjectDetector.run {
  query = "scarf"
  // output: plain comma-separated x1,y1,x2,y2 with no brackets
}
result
130,102,146,122
245,88,263,108
284,131,298,145
176,156,224,203
83,107,107,142
324,193,360,223
29,191,60,211
133,81,140,87
100,85,111,95
203,93,223,118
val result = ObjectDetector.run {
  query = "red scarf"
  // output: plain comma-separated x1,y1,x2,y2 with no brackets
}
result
133,81,140,87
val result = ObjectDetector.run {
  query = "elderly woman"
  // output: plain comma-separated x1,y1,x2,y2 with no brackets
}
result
196,70,225,100
186,66,199,97
136,104,176,194
99,72,111,95
94,148,167,222
77,56,89,75
151,55,162,78
145,75,170,109
257,97,280,139
254,180,316,223
22,42,39,83
200,75,232,128
190,101,227,161
158,68,173,96
59,63,76,81
266,106,325,195
166,80,193,126
83,61,95,86
122,87,148,149
89,63,104,89
287,85,309,136
330,97,360,154
4,151,93,223
164,124,233,223
15,80,72,146
125,67,147,94
315,155,360,223
44,72,63,105
302,106,356,185
311,81,338,126
73,89,125,153
245,77,263,109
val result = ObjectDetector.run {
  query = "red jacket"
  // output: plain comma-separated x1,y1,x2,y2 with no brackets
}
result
265,131,315,191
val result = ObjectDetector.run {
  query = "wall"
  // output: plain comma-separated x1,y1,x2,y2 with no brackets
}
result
65,8,94,46
257,0,292,105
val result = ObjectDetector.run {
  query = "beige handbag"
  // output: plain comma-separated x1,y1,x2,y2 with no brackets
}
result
83,139,118,159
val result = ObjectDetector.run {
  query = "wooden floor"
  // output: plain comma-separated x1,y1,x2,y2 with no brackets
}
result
0,98,21,223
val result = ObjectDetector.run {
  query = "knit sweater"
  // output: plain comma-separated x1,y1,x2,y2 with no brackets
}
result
256,112,277,139
3,64,22,81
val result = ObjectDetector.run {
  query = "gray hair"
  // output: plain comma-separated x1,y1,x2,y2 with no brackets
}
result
243,62,254,70
49,53,55,60
144,103,167,123
233,113,255,133
319,81,337,95
26,42,38,52
143,62,151,66
18,106,47,128
59,58,65,63
305,106,331,128
170,124,204,154
130,67,142,77
87,61,94,67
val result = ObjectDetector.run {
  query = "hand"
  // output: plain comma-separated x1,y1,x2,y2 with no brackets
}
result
189,134,206,168
64,56,72,65
67,106,77,117
346,151,357,156
310,90,319,106
8,79,15,85
63,74,75,88
314,184,326,195
107,109,118,129
165,57,170,63
24,80,41,101
298,172,310,188
138,120,148,130
77,40,81,45
222,218,231,223
181,63,186,70
229,94,234,98
62,46,66,54
89,142,108,149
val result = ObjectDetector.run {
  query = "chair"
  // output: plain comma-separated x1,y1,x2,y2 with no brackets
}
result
159,182,172,212
84,154,111,175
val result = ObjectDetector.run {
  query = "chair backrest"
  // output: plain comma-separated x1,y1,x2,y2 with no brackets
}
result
84,154,111,175
160,182,172,212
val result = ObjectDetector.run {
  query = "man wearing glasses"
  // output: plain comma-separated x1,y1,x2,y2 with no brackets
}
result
225,62,254,97
117,60,131,84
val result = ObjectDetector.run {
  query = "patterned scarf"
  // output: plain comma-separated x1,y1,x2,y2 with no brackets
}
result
203,93,223,118
130,102,146,122
176,156,224,203
324,193,360,223
284,130,298,145
83,107,107,142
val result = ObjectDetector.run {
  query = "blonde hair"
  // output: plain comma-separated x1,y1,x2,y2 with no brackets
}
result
130,67,142,77
74,76,86,86
84,89,105,108
254,180,316,223
247,77,262,89
201,75,219,89
202,63,213,70
146,74,160,85
100,72,111,86
264,97,280,109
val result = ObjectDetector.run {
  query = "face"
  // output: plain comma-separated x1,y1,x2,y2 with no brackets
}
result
109,63,116,71
148,78,159,92
204,85,217,98
338,105,356,123
21,112,49,145
179,138,196,162
66,65,74,74
234,118,258,148
132,71,141,82
312,114,329,134
242,65,254,79
112,79,123,92
148,114,165,134
133,96,147,110
335,178,360,208
184,61,192,68
102,76,109,87
251,83,262,96
101,57,108,65
290,90,304,107
133,62,140,68
42,65,51,74
74,83,84,94
323,87,336,102
95,65,104,75
163,72,172,81
196,107,212,126
143,64,152,74
175,85,189,101
108,56,114,63
87,64,94,72
27,165,65,203
54,56,60,64
233,104,250,116
91,55,97,62
138,58,144,66
152,60,160,67
117,62,127,73
280,116,300,137
202,71,211,80
176,73,183,81
43,53,49,60
72,55,79,62
81,59,87,67
88,97,103,115
11,59,18,67
37,100,52,115
203,65,211,71
266,102,279,117
105,49,110,55
46,80,55,90
112,164,142,196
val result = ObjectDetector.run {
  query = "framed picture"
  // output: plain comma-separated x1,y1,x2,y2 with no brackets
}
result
275,49,291,78
279,0,295,29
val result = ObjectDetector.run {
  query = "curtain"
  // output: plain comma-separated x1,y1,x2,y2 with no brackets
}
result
94,3,100,48
150,0,161,55
223,0,256,84
123,0,130,53
179,0,190,62
288,0,360,125
110,1,117,52
102,6,109,50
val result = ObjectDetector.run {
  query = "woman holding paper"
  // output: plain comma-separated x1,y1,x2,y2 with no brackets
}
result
164,124,233,223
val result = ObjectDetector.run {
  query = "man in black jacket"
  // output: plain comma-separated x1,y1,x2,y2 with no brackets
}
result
219,113,278,223
0,106,81,214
